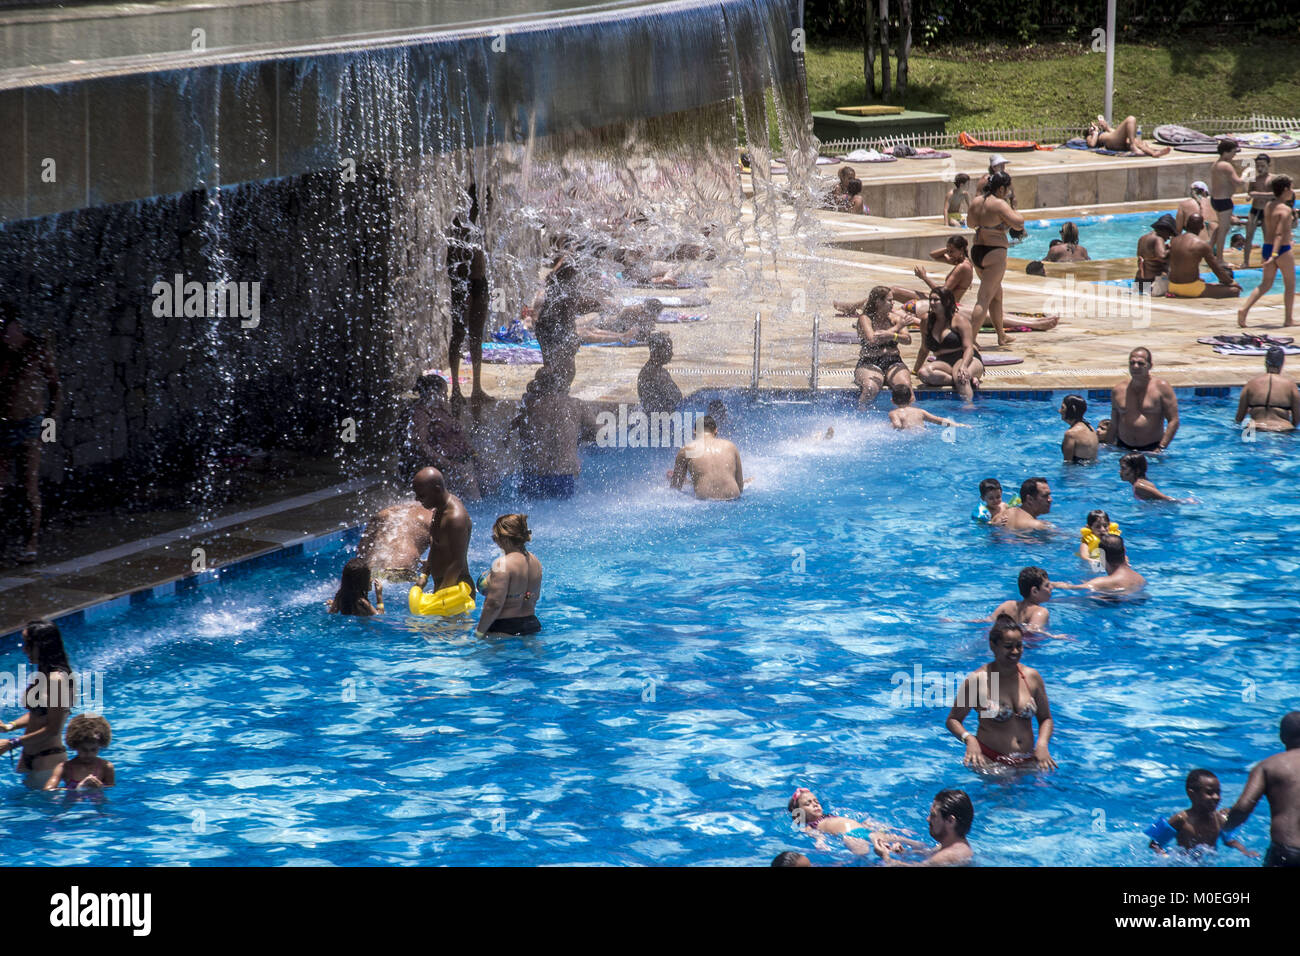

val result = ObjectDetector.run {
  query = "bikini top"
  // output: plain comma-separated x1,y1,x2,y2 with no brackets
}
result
981,664,1038,722
1252,374,1295,414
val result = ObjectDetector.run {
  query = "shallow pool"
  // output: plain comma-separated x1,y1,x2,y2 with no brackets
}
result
3,392,1297,866
1014,207,1251,262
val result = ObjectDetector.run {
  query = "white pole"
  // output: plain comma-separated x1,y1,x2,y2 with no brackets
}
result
1104,0,1116,124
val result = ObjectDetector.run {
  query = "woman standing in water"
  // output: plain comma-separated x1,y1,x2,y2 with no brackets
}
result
967,171,1023,347
913,288,983,402
946,616,1056,770
1060,394,1098,463
853,286,912,406
0,619,74,788
475,514,543,636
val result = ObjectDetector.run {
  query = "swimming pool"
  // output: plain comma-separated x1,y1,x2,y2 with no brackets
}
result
1014,207,1252,262
3,391,1297,866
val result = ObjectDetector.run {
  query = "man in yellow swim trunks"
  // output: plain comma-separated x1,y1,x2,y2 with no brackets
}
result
1165,214,1241,299
412,466,476,612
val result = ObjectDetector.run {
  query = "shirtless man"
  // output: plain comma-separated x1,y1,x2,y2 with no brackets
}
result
1175,182,1217,237
446,184,490,403
1166,215,1241,298
1223,711,1300,868
534,255,605,372
516,367,597,499
1054,533,1145,594
887,382,969,431
404,372,480,501
1237,175,1296,327
1210,140,1245,257
637,332,682,413
0,310,62,563
987,566,1052,632
670,415,742,500
1108,348,1178,452
1134,215,1176,294
990,478,1053,532
871,790,974,867
1235,347,1299,432
412,467,474,596
1242,154,1274,267
357,502,433,580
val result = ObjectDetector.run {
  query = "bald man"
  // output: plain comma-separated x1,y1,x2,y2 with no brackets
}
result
412,467,474,598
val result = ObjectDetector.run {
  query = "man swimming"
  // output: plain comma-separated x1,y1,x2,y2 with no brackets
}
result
1109,348,1178,451
356,502,433,581
670,415,742,500
412,466,475,598
1054,533,1145,594
1223,711,1300,867
990,478,1053,532
1166,214,1241,298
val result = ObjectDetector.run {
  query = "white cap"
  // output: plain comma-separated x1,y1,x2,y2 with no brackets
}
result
1190,180,1209,194
988,154,1009,168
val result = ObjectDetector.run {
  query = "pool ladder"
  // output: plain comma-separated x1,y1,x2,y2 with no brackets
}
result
749,311,822,393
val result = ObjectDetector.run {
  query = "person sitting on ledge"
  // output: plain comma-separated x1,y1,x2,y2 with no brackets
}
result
1165,214,1241,298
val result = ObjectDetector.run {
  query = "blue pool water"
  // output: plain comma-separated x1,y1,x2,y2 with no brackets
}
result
1014,207,1252,262
3,392,1298,866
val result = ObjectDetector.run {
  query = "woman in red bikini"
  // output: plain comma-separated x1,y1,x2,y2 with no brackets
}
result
945,616,1056,771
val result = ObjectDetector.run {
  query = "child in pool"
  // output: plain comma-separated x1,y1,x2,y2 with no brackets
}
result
973,478,1019,523
1077,509,1120,563
888,382,969,431
326,557,384,616
1120,453,1186,503
1146,769,1258,858
44,714,115,791
986,566,1052,632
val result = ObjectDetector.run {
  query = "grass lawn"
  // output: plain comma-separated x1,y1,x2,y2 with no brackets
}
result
805,39,1300,132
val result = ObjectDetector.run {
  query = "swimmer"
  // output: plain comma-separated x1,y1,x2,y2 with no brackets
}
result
887,382,969,431
1209,139,1244,257
986,566,1052,632
670,415,742,500
1235,347,1299,432
946,616,1056,770
1054,533,1146,594
1176,181,1217,237
990,478,1053,532
1077,509,1118,563
326,557,384,616
43,714,115,792
356,502,433,581
975,478,1013,524
771,851,812,867
788,787,879,854
1146,769,1258,858
1242,154,1275,267
475,514,543,637
1059,394,1098,463
1044,222,1090,262
1119,452,1184,503
871,790,974,866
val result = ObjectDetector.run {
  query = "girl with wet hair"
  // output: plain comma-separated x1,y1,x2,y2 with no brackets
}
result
0,619,75,788
1060,394,1097,463
328,557,384,616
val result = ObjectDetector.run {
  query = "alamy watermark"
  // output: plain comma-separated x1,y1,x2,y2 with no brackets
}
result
152,274,261,328
890,664,998,709
1043,275,1150,328
0,666,104,712
595,405,700,448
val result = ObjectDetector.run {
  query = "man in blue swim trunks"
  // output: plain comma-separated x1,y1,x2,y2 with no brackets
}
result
1223,712,1300,867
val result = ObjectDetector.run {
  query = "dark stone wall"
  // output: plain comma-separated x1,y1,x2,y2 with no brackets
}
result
0,162,415,506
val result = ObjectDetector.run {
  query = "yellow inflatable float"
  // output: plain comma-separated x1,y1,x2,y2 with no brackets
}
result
1080,522,1121,560
408,580,476,617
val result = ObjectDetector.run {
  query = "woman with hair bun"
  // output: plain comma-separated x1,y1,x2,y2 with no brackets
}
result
475,514,543,636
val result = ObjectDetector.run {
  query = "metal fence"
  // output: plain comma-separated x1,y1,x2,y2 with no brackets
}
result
818,115,1300,155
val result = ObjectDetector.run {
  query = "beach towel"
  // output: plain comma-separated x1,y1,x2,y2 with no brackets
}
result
927,352,1024,366
1153,125,1216,145
623,296,709,309
957,132,1044,151
655,312,707,324
1060,137,1135,155
1213,343,1300,355
816,156,841,165
1197,334,1294,347
472,342,543,365
1231,133,1300,150
898,149,952,160
841,148,898,163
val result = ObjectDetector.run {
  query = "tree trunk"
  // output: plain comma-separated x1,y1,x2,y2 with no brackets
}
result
896,0,911,98
878,0,891,101
862,0,876,101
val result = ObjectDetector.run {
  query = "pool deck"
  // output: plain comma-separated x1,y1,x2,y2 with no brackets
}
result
4,145,1297,636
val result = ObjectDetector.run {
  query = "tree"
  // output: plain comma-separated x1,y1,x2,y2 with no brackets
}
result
896,0,911,97
862,0,877,100
878,0,891,100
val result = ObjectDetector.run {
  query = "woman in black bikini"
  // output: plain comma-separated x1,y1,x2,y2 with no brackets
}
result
1235,347,1300,432
967,172,1024,347
475,514,543,636
914,288,983,402
0,619,73,788
853,287,912,406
